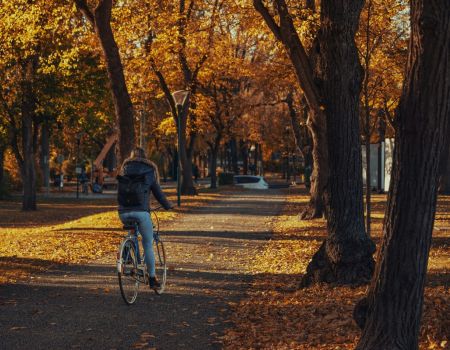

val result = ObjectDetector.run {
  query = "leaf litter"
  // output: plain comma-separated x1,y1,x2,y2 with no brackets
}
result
223,190,449,349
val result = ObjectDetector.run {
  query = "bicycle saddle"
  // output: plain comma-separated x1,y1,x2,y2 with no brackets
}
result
122,221,138,230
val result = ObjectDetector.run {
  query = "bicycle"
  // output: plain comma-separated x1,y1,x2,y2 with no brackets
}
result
117,206,167,305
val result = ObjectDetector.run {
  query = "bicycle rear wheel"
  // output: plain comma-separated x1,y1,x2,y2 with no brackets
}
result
117,239,139,305
153,237,167,295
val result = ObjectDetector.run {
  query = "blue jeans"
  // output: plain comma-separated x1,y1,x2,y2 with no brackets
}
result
119,211,155,277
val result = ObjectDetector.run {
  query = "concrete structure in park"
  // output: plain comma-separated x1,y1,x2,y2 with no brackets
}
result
362,138,394,192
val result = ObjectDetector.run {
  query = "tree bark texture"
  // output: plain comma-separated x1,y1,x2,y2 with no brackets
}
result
363,0,373,237
302,108,327,219
208,136,221,189
21,59,37,211
255,0,374,286
286,92,325,219
75,0,135,163
176,103,197,195
355,1,450,348
301,0,375,286
286,92,304,157
255,0,329,220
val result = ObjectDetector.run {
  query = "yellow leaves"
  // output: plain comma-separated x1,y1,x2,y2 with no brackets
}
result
157,117,177,136
0,0,76,59
0,206,126,282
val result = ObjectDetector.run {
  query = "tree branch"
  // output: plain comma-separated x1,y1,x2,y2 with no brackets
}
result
149,60,178,119
253,0,282,41
95,0,112,23
73,0,95,26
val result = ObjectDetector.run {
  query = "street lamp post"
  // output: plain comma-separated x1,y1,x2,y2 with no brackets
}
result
75,132,84,199
76,136,80,199
176,104,182,207
171,90,190,207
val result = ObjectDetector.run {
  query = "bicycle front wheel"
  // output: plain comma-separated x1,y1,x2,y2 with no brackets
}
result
117,238,139,305
153,237,167,295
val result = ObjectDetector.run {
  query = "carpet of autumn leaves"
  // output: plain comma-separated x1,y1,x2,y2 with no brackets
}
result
0,188,224,285
223,188,449,350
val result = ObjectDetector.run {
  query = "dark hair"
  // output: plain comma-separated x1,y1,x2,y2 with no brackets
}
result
130,147,146,159
121,146,161,183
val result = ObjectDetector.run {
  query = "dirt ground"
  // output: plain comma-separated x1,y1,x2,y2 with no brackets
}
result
0,188,284,349
0,186,448,349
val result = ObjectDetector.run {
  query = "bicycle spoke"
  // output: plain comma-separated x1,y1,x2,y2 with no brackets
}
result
118,239,139,305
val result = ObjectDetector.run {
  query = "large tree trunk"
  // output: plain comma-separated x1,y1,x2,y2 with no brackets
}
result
301,0,375,286
286,92,325,219
230,138,239,174
255,0,329,219
255,0,373,286
209,137,221,189
303,40,328,220
94,1,135,162
177,104,197,195
21,59,37,211
300,118,326,219
362,0,374,236
355,1,450,348
75,0,135,162
286,92,303,156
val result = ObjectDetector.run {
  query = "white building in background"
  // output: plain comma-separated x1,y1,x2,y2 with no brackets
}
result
361,138,394,192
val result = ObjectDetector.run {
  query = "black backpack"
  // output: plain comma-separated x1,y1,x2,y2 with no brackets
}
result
117,174,147,207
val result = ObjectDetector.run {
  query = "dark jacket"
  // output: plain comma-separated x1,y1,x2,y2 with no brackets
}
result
118,159,172,213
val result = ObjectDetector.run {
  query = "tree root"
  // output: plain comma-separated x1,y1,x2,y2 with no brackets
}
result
300,239,375,288
353,297,369,329
299,202,324,220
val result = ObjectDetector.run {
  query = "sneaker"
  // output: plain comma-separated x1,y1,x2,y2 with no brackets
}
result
149,276,161,289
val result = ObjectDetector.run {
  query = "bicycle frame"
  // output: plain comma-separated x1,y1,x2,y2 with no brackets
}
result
117,208,166,302
118,211,160,278
128,225,144,265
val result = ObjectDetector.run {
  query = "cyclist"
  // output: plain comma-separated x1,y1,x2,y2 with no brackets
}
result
117,147,173,289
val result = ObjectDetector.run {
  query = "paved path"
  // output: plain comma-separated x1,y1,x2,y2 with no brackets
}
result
0,189,284,349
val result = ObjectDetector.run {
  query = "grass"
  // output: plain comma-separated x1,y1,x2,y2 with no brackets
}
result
0,187,226,284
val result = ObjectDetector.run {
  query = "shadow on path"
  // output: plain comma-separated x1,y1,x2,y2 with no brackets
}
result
0,189,285,349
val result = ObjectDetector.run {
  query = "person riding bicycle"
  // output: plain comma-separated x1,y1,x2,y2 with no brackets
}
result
117,147,173,289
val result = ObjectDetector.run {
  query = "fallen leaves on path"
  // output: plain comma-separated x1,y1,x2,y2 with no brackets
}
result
223,189,449,349
0,189,228,285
